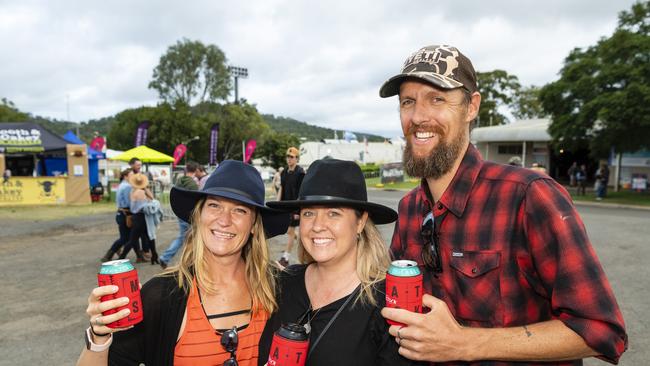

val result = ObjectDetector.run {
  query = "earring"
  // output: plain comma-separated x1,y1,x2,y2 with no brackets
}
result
356,233,361,242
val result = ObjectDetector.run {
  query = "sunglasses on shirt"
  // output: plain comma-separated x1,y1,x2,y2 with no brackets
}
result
220,327,239,366
421,212,443,274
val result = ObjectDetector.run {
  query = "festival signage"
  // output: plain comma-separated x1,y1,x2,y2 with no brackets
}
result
90,136,106,152
172,144,187,168
209,123,219,165
0,177,66,205
244,139,257,164
380,162,405,184
134,121,151,147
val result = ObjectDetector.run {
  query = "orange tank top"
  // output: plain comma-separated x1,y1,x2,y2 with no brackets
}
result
174,281,269,366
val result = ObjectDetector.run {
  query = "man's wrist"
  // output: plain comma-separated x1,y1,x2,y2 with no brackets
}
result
461,326,491,361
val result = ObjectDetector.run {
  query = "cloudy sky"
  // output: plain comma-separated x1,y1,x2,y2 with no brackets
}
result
0,0,638,138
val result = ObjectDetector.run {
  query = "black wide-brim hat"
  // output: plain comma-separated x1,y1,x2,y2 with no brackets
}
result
267,159,397,225
170,160,290,238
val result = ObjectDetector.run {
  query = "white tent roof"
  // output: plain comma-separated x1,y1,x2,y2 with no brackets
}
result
471,118,551,142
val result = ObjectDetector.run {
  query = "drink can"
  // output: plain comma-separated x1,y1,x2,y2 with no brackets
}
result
385,260,423,326
267,323,310,366
97,259,143,328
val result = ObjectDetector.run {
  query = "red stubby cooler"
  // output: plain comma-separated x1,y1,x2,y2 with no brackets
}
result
267,323,310,366
385,259,423,326
97,259,143,328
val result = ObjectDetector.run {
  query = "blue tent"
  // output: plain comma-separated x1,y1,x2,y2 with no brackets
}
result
40,131,103,187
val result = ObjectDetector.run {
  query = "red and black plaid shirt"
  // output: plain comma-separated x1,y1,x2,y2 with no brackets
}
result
391,144,627,365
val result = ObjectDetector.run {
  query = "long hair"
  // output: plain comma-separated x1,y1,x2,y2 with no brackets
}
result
165,197,277,313
298,211,391,306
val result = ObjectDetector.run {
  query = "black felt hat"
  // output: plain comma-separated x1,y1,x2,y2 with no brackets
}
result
267,159,397,225
170,160,290,238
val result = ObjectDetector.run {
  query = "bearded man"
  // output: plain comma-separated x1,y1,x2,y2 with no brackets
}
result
379,45,627,365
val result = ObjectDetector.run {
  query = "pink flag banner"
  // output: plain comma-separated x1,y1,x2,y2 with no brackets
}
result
172,144,187,168
244,139,257,163
90,136,106,152
134,121,151,147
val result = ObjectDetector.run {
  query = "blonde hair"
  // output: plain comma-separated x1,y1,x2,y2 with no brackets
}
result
164,197,277,313
298,211,391,306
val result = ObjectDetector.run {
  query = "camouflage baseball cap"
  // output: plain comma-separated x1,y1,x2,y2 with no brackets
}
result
379,45,478,98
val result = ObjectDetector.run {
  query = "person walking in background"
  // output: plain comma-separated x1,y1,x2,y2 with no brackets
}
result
576,164,587,196
118,173,153,263
129,157,142,174
272,167,284,195
277,147,305,267
142,195,163,265
101,168,133,262
378,44,626,364
568,162,578,187
159,164,199,269
595,163,610,201
196,164,209,190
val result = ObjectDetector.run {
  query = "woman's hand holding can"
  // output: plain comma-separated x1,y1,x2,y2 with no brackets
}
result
86,285,133,338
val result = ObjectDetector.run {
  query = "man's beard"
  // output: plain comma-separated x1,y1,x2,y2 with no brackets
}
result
403,126,466,179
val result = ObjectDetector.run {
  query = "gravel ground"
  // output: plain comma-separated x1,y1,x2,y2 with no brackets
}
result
0,211,295,365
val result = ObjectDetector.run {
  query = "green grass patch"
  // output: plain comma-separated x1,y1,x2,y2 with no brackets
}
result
0,201,116,221
570,189,650,207
366,177,420,191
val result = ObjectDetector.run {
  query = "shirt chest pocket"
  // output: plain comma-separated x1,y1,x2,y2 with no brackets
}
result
448,250,502,326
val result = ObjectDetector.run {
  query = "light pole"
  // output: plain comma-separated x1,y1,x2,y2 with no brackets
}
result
228,66,248,104
182,136,200,166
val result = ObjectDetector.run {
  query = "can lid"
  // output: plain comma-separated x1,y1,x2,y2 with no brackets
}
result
277,322,309,341
388,260,421,276
99,259,135,274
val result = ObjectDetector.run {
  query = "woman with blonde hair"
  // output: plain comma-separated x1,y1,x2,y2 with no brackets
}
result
78,160,289,366
259,159,415,366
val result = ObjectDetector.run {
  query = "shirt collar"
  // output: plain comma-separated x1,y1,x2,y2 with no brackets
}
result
417,144,484,218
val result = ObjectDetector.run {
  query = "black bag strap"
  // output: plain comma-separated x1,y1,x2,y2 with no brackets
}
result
307,285,360,358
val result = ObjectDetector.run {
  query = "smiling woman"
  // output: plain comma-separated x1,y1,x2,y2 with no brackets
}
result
77,160,290,366
259,159,417,366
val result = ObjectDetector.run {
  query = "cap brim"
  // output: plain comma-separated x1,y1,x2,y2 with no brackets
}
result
170,187,290,238
379,72,465,98
267,198,397,225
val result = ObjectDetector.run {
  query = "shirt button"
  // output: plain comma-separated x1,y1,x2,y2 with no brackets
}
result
437,203,443,210
471,268,478,274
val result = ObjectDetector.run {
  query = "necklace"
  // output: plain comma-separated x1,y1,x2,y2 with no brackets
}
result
298,305,322,334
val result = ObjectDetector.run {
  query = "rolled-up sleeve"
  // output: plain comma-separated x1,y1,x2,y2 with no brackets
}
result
523,179,627,363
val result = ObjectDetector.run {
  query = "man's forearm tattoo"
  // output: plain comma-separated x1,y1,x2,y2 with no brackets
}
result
523,325,533,337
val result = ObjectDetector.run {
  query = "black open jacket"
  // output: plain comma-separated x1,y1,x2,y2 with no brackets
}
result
108,274,188,365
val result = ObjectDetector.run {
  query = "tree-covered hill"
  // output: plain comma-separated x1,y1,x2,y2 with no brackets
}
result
262,114,385,142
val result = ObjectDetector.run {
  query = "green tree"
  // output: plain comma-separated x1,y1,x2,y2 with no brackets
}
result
149,38,232,105
192,102,270,162
512,86,547,120
0,98,29,122
476,70,521,126
107,101,198,158
256,131,301,169
540,1,650,157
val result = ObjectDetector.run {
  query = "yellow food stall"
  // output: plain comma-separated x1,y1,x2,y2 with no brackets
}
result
0,123,91,206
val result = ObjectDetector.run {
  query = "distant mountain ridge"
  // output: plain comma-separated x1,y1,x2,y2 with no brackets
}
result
262,114,385,142
2,101,385,144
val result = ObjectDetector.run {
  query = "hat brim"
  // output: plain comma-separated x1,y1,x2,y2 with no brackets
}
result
170,187,290,238
379,72,465,98
267,196,397,225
